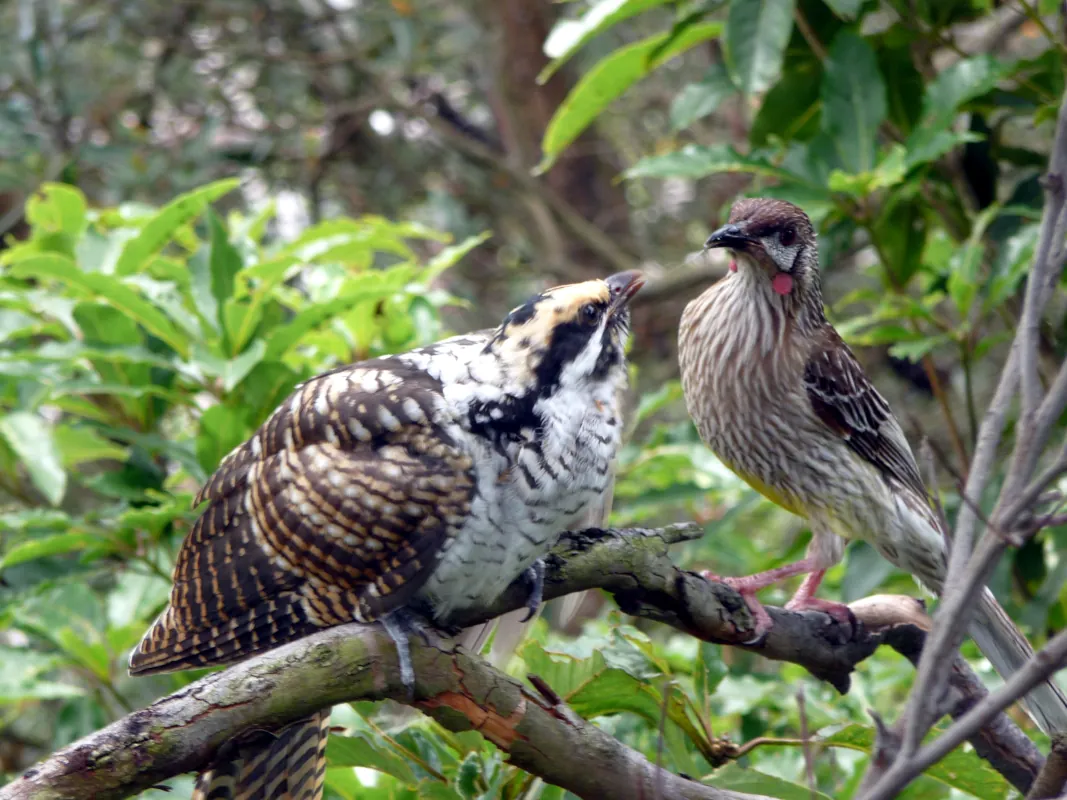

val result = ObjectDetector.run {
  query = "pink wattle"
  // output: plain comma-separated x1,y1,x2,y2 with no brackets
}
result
772,272,794,295
729,259,737,273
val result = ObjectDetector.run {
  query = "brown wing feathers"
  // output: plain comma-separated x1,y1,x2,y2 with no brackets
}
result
130,364,475,676
803,328,927,499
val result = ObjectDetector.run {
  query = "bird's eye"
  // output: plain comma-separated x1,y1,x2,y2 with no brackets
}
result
779,227,797,247
581,303,600,324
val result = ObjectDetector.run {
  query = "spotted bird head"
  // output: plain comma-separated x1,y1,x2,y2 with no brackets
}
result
704,198,821,305
489,271,645,397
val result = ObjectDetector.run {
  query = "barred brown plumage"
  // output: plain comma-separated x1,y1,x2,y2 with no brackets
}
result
130,270,644,799
679,197,1067,734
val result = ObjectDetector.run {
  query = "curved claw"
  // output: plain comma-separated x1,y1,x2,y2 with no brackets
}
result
521,560,546,623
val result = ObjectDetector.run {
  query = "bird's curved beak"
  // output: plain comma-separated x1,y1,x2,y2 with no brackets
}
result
704,224,753,251
605,270,646,312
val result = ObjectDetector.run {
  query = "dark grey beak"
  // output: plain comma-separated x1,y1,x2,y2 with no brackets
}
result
704,224,753,250
605,270,645,311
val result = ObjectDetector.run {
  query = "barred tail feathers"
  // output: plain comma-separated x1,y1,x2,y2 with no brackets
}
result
193,710,331,800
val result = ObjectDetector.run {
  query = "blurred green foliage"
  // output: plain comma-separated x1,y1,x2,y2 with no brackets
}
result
1,0,1066,798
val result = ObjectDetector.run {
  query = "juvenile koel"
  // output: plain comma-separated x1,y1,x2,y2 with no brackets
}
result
130,270,644,799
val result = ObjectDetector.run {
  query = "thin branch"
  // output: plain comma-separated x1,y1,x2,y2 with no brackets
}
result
861,625,1067,800
866,81,1067,794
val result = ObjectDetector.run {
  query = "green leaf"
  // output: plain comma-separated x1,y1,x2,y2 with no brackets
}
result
724,0,795,96
53,424,128,467
889,335,952,362
670,64,736,131
206,209,244,348
423,232,492,283
626,144,825,197
823,0,863,18
922,56,1011,133
26,184,88,240
196,404,250,474
538,22,723,172
820,32,886,174
0,647,85,703
948,204,999,316
192,339,268,393
54,627,111,680
0,412,66,506
7,255,190,357
987,222,1037,309
0,532,97,570
326,733,418,785
842,542,895,601
539,0,672,83
750,59,823,146
263,289,396,362
822,724,1010,798
113,178,240,276
708,764,833,800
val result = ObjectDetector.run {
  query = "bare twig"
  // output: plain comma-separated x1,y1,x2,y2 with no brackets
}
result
864,83,1067,795
862,626,1067,800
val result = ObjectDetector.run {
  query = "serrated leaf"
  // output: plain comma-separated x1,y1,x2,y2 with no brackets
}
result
7,255,189,356
0,411,66,506
539,0,672,83
820,32,886,174
724,0,795,96
539,23,723,172
113,178,240,276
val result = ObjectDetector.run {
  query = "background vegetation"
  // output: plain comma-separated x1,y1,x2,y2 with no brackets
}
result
1,0,1065,798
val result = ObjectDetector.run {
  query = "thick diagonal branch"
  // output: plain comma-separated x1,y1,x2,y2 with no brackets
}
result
0,526,1043,800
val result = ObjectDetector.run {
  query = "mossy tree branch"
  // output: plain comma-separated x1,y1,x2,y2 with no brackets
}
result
0,525,1045,799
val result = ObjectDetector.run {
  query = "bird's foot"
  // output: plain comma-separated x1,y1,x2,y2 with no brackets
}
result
380,609,434,700
521,559,546,622
785,595,856,629
700,571,775,643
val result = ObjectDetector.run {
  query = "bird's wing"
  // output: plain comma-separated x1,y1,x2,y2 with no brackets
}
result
130,361,475,675
803,328,927,499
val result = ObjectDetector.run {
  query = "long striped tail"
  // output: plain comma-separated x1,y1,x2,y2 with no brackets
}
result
972,588,1067,734
193,709,330,800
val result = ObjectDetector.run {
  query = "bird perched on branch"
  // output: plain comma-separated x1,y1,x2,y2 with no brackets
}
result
678,197,1067,734
129,270,644,799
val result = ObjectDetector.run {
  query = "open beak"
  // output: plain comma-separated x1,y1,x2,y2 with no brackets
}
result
704,224,754,251
605,270,646,312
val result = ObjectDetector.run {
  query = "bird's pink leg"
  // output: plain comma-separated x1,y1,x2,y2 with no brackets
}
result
701,557,819,639
785,569,854,626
